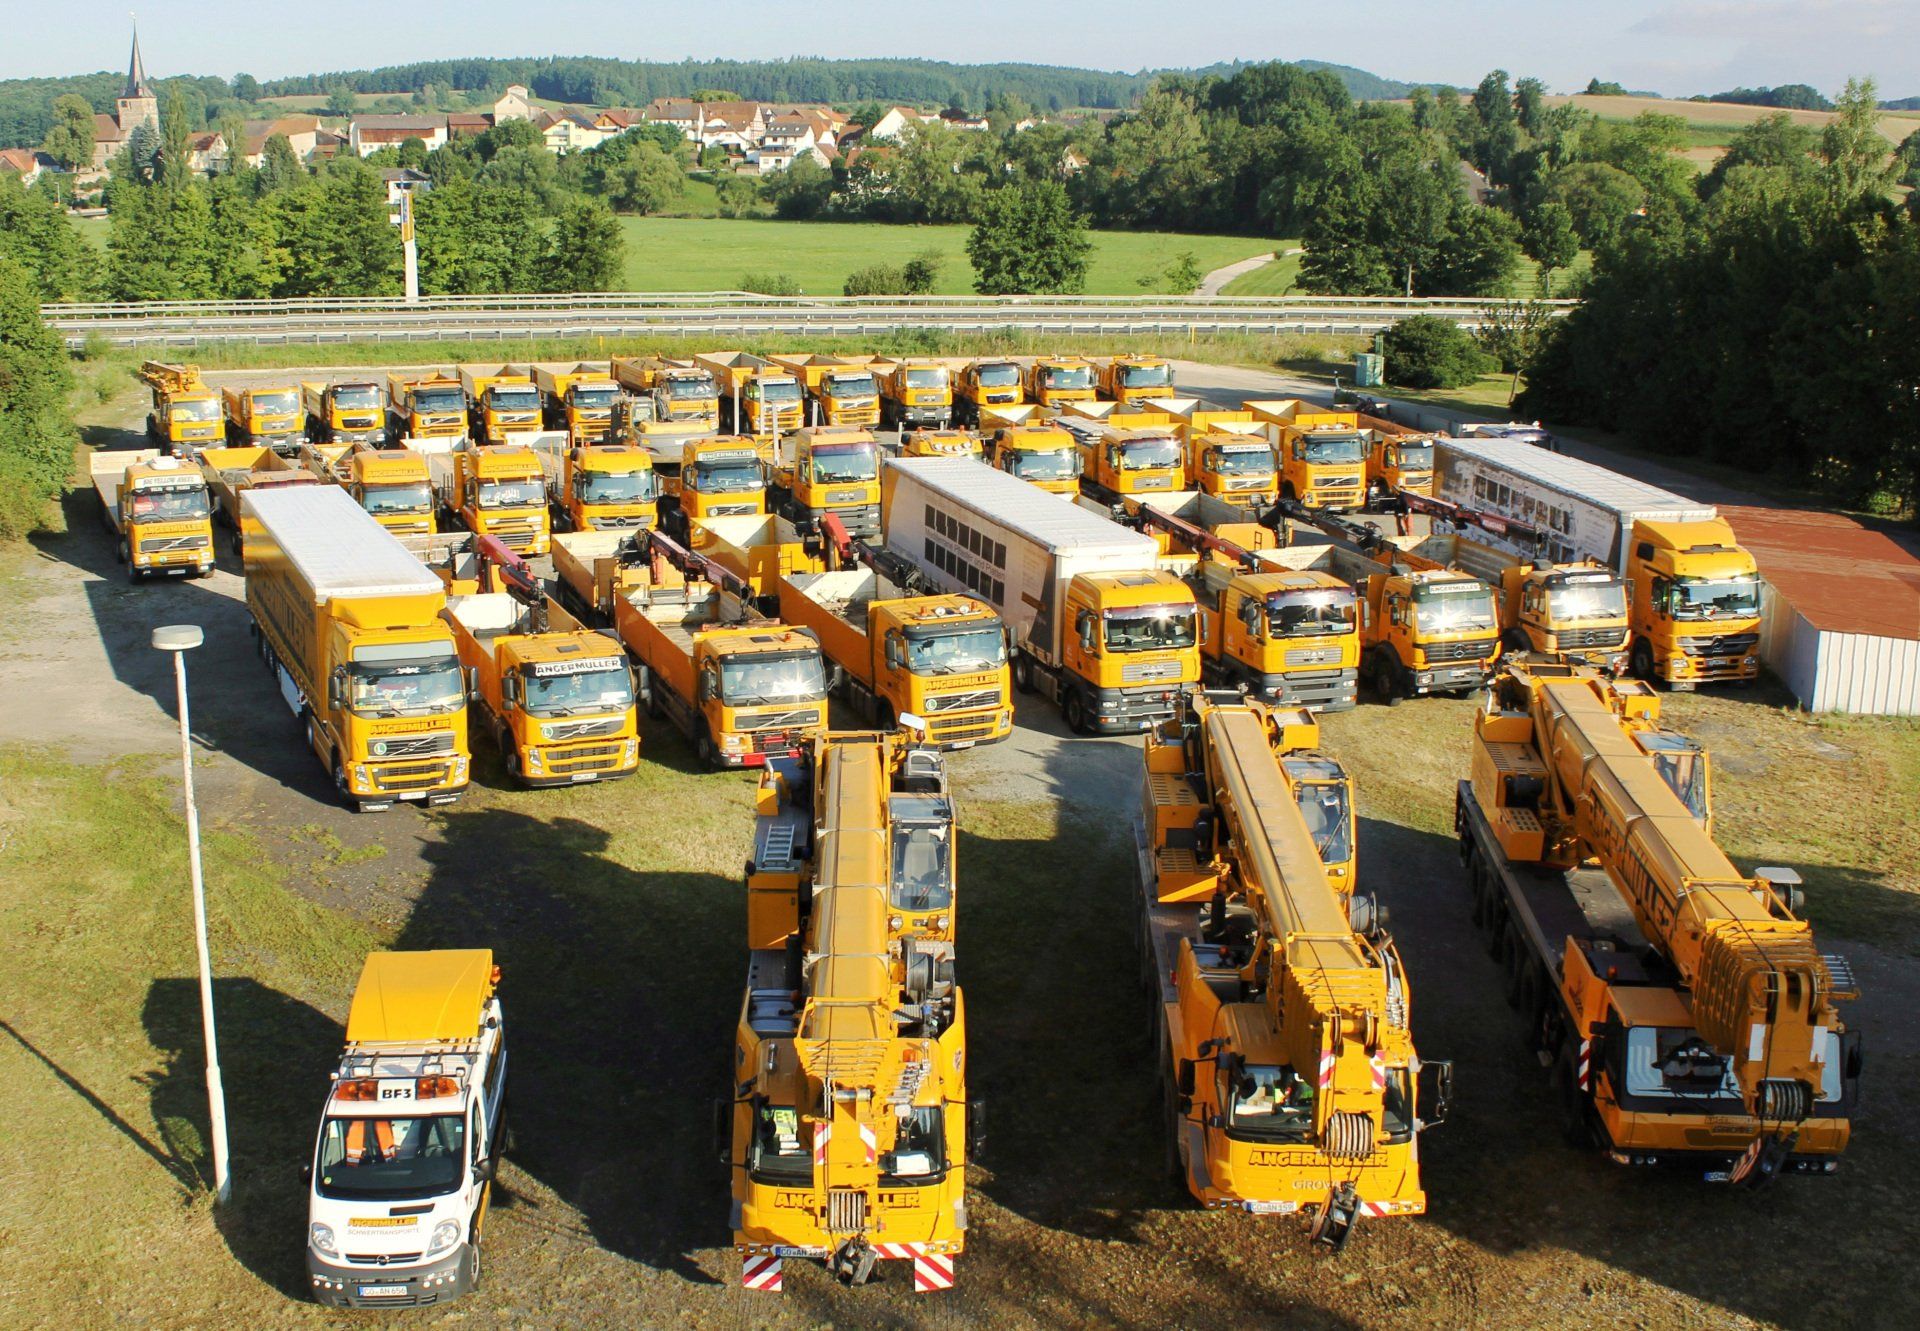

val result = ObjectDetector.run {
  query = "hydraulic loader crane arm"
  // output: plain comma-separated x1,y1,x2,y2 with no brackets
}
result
1135,502,1261,571
475,534,549,632
140,360,205,393
637,527,758,602
1397,492,1547,553
818,512,939,594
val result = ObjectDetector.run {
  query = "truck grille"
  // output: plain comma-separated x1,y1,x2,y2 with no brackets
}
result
1425,637,1497,664
827,488,868,504
139,534,211,553
345,1252,424,1266
929,714,1002,744
737,709,821,732
1121,659,1185,683
1323,475,1362,489
925,688,1000,713
1130,476,1174,491
1556,627,1629,650
373,732,456,758
706,503,759,517
588,515,650,530
546,742,628,774
371,760,455,791
1284,646,1345,666
341,415,379,430
546,717,626,742
827,1189,868,1235
1683,632,1759,658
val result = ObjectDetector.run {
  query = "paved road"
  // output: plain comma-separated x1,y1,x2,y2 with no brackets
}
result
1192,252,1275,297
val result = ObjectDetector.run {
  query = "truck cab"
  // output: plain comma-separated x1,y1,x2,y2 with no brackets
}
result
1362,569,1502,702
987,424,1080,495
1187,430,1278,508
665,438,769,534
387,374,469,443
1074,423,1188,498
348,447,435,535
432,443,552,556
223,384,305,456
1024,358,1097,409
1095,354,1174,405
1625,518,1762,688
92,451,215,579
141,361,223,453
1499,561,1631,675
880,359,955,429
306,951,505,1310
304,380,387,447
1363,429,1437,505
534,365,622,444
773,427,882,538
1053,571,1201,734
953,358,1024,424
614,357,723,426
549,444,659,532
460,368,542,444
1188,563,1359,711
1248,401,1368,510
741,373,806,437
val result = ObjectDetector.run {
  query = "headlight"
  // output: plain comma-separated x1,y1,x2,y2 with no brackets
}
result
352,765,368,787
723,733,745,750
526,750,544,770
453,756,469,780
427,1220,461,1255
1744,656,1757,666
1670,656,1687,669
310,1222,337,1255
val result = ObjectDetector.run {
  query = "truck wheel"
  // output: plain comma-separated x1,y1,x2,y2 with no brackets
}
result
331,753,356,808
1371,656,1402,707
1631,639,1655,683
1502,628,1531,653
876,702,896,733
505,748,524,784
640,668,665,719
1553,1044,1595,1149
696,724,720,769
1011,654,1036,695
1062,690,1093,736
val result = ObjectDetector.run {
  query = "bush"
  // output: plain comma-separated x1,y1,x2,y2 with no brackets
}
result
900,251,944,294
739,272,801,296
1383,314,1497,389
844,264,904,297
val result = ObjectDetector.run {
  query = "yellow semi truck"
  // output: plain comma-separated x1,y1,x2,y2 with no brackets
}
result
446,538,639,786
729,732,972,1293
984,416,1081,496
655,436,769,538
773,354,884,429
302,380,387,447
140,361,224,453
533,436,658,532
91,450,216,579
221,383,306,456
770,426,883,538
697,352,806,437
1060,412,1188,502
345,445,436,536
1245,399,1369,511
952,357,1025,425
878,358,956,429
1093,354,1175,404
612,355,723,426
245,486,471,811
1023,356,1097,409
1138,692,1447,1246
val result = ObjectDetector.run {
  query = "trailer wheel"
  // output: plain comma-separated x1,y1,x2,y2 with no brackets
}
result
1011,654,1036,695
1502,925,1528,1008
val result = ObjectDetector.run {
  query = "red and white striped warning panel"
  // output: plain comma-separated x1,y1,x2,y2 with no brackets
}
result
741,1254,783,1292
913,1252,956,1292
1576,1038,1592,1091
872,1243,926,1260
1318,1049,1337,1088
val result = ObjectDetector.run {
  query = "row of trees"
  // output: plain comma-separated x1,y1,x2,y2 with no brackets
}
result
1520,80,1920,517
0,185,75,537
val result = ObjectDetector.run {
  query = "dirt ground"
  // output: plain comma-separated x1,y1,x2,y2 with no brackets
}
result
2,369,1916,1331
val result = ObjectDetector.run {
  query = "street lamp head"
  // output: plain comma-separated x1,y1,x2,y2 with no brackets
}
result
152,624,205,653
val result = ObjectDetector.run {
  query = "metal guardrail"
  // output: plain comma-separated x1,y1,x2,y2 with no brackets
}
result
43,291,1577,349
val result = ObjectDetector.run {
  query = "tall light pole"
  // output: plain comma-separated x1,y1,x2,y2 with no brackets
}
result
152,623,231,1204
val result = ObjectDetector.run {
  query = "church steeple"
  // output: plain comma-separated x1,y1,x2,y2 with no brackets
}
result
115,21,160,138
126,22,154,99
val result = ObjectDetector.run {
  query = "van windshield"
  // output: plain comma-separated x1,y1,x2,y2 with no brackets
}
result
316,1114,466,1201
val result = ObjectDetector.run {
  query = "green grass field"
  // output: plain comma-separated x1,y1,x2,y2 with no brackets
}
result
1217,248,1303,297
619,218,1273,295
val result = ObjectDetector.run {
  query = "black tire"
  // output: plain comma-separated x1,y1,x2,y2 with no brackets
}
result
1552,1044,1594,1149
1371,655,1402,707
331,753,353,805
1011,653,1036,695
641,667,665,720
1062,690,1092,736
876,701,896,733
505,747,524,785
1631,638,1655,683
1503,925,1528,1008
696,724,720,769
464,1234,483,1293
1502,627,1532,653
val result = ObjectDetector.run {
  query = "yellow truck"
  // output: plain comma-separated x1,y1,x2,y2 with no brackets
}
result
589,529,828,769
1093,354,1175,404
221,383,306,456
1246,399,1369,511
245,486,471,811
1059,412,1188,502
1023,356,1097,409
533,436,658,532
90,449,215,580
140,361,224,453
1626,518,1761,689
305,950,506,1309
460,366,543,444
769,426,883,538
612,355,722,427
345,445,436,536
656,436,769,539
445,538,639,786
1138,692,1447,1246
896,428,982,459
952,357,1025,425
417,438,551,556
983,413,1081,496
878,358,956,429
532,363,622,444
772,354,884,429
302,379,387,447
195,444,325,559
386,372,469,443
696,352,805,437
689,512,829,609
884,457,1201,735
730,732,973,1293
779,516,1013,748
1185,428,1278,509
1354,414,1437,506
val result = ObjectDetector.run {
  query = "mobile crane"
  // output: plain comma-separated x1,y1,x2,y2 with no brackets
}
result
729,732,972,1293
140,361,224,452
1458,659,1859,1181
1137,690,1447,1248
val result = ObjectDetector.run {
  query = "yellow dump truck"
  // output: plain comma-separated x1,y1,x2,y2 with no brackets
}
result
1093,354,1175,404
195,444,325,559
696,352,805,437
612,355,723,427
952,357,1025,425
984,414,1081,496
1059,411,1188,502
460,366,543,444
1245,399,1369,511
533,436,658,532
1023,356,1097,409
532,363,622,444
345,445,436,536
445,538,639,786
140,361,224,453
245,486,470,810
91,449,216,579
773,354,884,429
386,372,469,443
221,383,306,456
302,379,387,447
769,426,883,538
657,436,769,538
878,358,956,429
730,732,973,1293
417,439,551,556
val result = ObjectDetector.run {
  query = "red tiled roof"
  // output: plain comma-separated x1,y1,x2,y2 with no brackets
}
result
1722,506,1920,640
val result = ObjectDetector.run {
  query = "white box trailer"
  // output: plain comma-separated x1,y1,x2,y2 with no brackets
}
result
1432,437,1717,571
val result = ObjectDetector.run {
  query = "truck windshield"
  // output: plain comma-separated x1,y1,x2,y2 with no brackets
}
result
1670,574,1761,621
362,482,433,515
1548,580,1627,622
760,380,803,404
810,444,878,484
1009,448,1078,480
1120,364,1171,388
129,487,211,522
826,373,877,396
904,369,947,389
1044,366,1092,390
976,363,1020,387
581,472,658,503
1390,442,1434,470
1291,778,1351,866
415,389,464,414
880,1105,949,1183
347,651,464,717
665,375,715,398
1223,1063,1316,1142
523,661,633,716
891,816,952,910
749,1103,812,1183
335,386,381,410
572,387,620,410
692,460,763,493
1116,437,1182,471
1639,732,1710,823
1300,433,1365,465
489,388,540,413
477,479,543,509
172,398,221,422
1103,604,1197,652
1266,591,1356,638
315,1114,466,1201
1208,447,1274,476
1412,585,1497,634
905,625,1006,674
721,652,827,705
253,390,299,415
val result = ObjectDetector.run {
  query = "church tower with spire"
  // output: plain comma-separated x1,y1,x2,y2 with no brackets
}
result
115,24,159,137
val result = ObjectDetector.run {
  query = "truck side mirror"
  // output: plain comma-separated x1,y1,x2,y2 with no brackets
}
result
1177,1058,1197,1098
471,1157,494,1184
468,666,481,702
968,1099,987,1158
1420,1059,1455,1126
327,667,346,711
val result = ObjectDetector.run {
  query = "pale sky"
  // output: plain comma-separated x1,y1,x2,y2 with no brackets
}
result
5,0,1915,99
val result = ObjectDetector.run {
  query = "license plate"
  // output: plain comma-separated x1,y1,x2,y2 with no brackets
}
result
774,1245,822,1259
569,773,596,783
358,1284,408,1298
1246,1200,1299,1215
1703,1170,1732,1183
